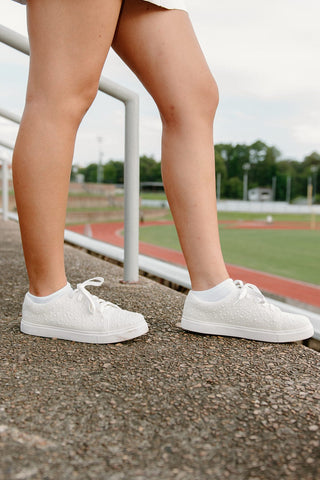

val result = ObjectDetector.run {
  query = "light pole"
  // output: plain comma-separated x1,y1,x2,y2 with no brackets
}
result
216,172,221,201
307,176,313,205
242,162,250,201
310,165,318,204
272,176,277,201
71,165,79,182
1,155,9,221
97,136,104,184
286,176,291,204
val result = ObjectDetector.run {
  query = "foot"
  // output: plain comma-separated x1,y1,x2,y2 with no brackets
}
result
21,277,148,343
181,280,314,343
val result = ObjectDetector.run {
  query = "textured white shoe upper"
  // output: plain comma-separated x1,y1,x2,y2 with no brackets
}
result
22,277,146,334
183,279,313,333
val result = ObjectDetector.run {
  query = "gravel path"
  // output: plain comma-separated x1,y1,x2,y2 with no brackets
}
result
1,219,320,480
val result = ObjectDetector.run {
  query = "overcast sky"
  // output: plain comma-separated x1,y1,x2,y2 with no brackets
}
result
1,0,319,166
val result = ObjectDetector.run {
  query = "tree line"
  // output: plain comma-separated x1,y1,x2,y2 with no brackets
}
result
73,140,320,202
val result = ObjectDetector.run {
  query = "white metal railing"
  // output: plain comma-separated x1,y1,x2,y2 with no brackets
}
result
0,24,140,282
0,109,19,221
0,155,10,222
0,134,14,222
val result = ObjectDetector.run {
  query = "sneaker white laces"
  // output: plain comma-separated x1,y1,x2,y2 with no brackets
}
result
234,280,279,311
71,277,121,314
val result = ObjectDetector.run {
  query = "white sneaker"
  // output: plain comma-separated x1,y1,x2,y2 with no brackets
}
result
21,277,148,344
181,280,314,343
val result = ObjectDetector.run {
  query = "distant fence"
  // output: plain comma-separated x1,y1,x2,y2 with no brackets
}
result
217,200,320,214
140,198,320,214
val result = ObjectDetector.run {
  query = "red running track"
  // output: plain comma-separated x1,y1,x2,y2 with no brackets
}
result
67,221,320,308
220,220,320,230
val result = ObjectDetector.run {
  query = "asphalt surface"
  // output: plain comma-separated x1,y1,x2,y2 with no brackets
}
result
1,219,320,480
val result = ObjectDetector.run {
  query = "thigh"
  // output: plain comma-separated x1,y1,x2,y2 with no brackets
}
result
112,0,217,117
26,0,122,100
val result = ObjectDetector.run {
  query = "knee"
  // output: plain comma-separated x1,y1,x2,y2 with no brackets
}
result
196,75,220,117
25,71,100,126
160,74,219,129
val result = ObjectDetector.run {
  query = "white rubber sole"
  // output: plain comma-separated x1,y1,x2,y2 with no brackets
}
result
180,318,314,343
20,319,149,344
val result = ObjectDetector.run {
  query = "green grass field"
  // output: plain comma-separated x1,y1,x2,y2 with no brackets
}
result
155,211,317,224
139,223,320,285
217,212,315,223
140,192,167,200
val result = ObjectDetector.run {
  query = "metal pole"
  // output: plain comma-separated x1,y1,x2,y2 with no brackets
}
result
97,159,103,184
242,162,250,201
216,172,221,201
313,171,318,203
310,166,318,204
97,136,103,184
0,139,15,150
307,179,313,206
0,114,20,221
123,96,140,283
272,176,277,201
0,107,21,124
307,182,315,229
286,176,291,204
243,173,248,201
1,158,9,221
99,77,141,282
0,25,30,55
0,141,14,221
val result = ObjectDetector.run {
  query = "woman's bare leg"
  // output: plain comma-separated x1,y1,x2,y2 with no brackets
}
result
13,0,122,296
113,0,229,290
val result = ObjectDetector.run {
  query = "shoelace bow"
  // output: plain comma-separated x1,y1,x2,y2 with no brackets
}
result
70,277,121,314
234,280,279,311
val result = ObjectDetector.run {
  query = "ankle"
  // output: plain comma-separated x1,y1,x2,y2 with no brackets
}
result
28,277,68,297
27,283,71,304
192,278,236,302
190,272,230,291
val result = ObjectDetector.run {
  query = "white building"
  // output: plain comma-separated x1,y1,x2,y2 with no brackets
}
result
248,187,273,201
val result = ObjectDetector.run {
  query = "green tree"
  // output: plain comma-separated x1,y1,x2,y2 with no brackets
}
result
254,146,278,188
149,161,162,182
248,140,268,164
302,152,320,199
228,144,250,179
275,160,293,200
214,150,227,197
140,155,161,182
104,160,124,184
75,144,320,201
225,177,243,199
83,163,98,183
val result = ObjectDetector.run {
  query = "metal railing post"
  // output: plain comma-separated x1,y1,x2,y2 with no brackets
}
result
123,96,140,282
0,141,14,222
0,139,15,151
0,25,29,55
99,77,140,283
1,157,9,221
0,107,21,125
0,112,20,223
